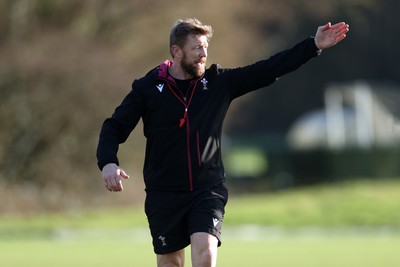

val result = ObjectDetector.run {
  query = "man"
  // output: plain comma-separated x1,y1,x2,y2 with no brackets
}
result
97,18,349,267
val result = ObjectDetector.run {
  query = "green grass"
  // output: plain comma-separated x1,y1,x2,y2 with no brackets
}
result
219,235,400,267
1,179,400,266
0,240,154,267
225,179,400,227
2,179,399,236
2,233,400,267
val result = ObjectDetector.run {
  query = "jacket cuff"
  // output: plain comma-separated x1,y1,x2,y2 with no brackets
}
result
310,36,322,56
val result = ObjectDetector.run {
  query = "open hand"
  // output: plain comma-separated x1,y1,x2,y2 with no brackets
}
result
315,22,349,50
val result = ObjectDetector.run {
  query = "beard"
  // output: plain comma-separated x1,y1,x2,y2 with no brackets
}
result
181,53,206,78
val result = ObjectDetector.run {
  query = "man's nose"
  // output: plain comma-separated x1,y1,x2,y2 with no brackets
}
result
199,47,207,57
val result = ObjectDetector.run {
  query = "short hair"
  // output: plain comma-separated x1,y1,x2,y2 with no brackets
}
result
169,18,213,57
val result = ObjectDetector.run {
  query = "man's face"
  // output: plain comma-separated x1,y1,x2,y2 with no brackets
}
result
180,34,208,78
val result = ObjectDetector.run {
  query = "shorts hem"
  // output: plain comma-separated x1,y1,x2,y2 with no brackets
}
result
154,242,190,255
188,230,222,247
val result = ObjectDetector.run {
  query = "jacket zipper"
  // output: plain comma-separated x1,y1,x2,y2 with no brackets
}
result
196,131,202,167
186,116,193,191
166,80,199,191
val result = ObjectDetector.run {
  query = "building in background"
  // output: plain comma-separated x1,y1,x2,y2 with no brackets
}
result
225,81,400,190
287,81,400,150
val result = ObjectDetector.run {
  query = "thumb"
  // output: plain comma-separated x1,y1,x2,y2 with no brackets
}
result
321,22,331,31
119,169,130,179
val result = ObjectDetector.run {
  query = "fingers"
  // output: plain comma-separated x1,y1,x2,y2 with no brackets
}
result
101,164,130,192
333,23,349,43
104,175,124,192
119,169,130,179
331,22,350,35
322,22,349,34
337,25,349,36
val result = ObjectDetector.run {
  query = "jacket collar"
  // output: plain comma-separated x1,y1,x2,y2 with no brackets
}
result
155,60,204,84
156,60,175,84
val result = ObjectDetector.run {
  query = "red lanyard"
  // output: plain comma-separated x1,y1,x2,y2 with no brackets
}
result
166,81,198,127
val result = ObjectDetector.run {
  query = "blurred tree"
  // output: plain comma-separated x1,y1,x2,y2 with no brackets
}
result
0,0,398,196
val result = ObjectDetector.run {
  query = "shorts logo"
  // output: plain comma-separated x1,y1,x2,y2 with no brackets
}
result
213,218,219,227
158,235,167,246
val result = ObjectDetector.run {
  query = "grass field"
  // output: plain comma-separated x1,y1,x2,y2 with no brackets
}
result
1,179,400,266
2,231,400,267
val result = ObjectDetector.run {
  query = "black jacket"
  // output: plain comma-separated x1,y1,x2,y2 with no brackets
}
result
97,37,321,191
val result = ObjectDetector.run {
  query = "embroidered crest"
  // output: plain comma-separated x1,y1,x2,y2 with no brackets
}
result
200,78,208,90
158,236,167,246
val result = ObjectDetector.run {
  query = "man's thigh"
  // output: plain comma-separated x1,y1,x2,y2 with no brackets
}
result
145,191,191,254
187,183,228,246
145,183,228,254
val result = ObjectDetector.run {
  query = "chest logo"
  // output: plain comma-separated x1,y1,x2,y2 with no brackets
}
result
200,78,208,90
156,83,164,92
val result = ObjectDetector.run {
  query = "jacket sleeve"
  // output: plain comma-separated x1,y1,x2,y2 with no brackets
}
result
228,37,321,99
96,81,145,170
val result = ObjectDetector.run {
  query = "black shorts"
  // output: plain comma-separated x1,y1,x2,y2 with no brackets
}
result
144,183,228,254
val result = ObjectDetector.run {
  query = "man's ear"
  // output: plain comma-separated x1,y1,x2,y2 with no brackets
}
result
171,45,182,59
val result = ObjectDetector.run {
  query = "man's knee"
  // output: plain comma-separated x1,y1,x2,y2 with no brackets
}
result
157,249,185,267
194,247,216,266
